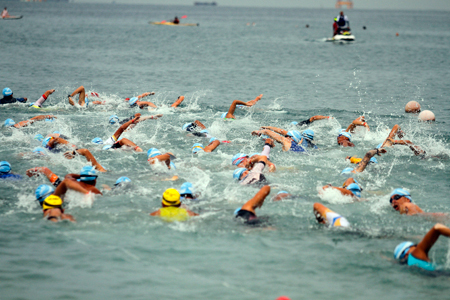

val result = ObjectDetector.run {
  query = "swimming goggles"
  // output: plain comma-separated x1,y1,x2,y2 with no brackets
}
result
390,194,403,203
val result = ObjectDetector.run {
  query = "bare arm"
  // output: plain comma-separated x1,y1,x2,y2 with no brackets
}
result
204,140,220,152
26,167,60,186
226,100,250,118
241,185,271,214
354,148,386,173
137,92,155,99
113,113,141,138
43,89,55,98
260,126,288,136
346,116,370,132
193,120,206,129
53,179,89,198
137,101,157,108
390,140,426,156
413,223,450,261
117,138,142,152
171,96,185,108
310,115,331,122
254,129,291,151
75,149,107,172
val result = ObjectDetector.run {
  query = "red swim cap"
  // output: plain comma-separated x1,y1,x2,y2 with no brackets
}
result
276,297,291,300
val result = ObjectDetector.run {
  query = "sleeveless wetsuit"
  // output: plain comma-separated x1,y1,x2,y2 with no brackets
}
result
240,162,267,185
159,207,190,222
407,254,436,271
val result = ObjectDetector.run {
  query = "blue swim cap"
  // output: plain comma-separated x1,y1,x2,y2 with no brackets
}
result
2,87,12,96
179,182,194,195
182,122,193,131
109,115,119,124
200,129,209,134
35,184,55,203
339,131,352,141
4,119,15,127
233,168,247,180
0,161,11,173
129,97,138,106
79,166,97,182
390,188,412,201
147,148,161,158
394,241,414,260
92,137,103,144
115,176,131,186
192,143,204,154
287,130,302,144
369,157,378,164
277,191,289,195
103,145,112,151
337,128,346,134
376,143,383,149
42,137,52,147
346,183,362,197
341,167,354,176
34,134,44,142
221,112,227,119
302,129,314,141
170,161,176,170
53,131,60,134
32,147,47,156
209,137,217,143
234,207,242,215
290,121,298,126
232,153,247,166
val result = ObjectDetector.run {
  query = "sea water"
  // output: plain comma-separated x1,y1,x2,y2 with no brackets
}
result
1,2,450,299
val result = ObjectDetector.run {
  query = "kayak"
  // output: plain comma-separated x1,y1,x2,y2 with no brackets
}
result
326,33,355,42
150,22,199,26
2,15,23,20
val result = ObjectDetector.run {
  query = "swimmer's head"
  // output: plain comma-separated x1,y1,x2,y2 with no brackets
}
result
341,167,354,176
286,130,302,143
42,136,52,147
346,183,362,197
4,119,15,127
290,121,298,126
2,87,12,97
32,147,47,156
220,112,227,119
232,153,248,166
42,194,63,211
182,122,193,131
34,134,44,142
369,157,378,164
103,145,112,151
233,168,247,181
129,97,138,106
170,161,176,170
278,191,289,195
79,166,98,182
0,161,11,174
179,182,194,198
162,188,181,207
394,241,414,261
147,148,161,158
109,115,119,124
339,131,351,141
192,143,204,154
35,184,55,204
209,137,217,143
234,207,242,216
91,137,103,144
390,188,412,201
301,129,314,141
115,176,131,186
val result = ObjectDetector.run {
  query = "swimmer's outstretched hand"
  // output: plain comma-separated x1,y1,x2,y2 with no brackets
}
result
376,148,387,156
63,151,76,159
251,130,261,136
68,96,75,106
246,94,263,106
264,138,275,148
132,113,141,123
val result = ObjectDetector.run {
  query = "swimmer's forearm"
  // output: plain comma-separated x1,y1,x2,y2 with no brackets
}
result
261,126,287,135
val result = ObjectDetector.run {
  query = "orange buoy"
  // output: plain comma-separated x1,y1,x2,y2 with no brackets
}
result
418,110,435,122
405,101,421,113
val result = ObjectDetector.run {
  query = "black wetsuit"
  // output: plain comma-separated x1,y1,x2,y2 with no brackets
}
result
0,95,26,105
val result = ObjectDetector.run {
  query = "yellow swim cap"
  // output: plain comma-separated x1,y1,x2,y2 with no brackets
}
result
349,157,362,164
42,194,63,211
162,188,181,207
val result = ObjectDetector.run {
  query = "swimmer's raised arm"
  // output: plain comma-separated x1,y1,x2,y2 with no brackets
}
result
137,92,155,99
26,167,61,186
354,148,386,173
260,126,287,136
252,129,291,151
54,178,89,198
74,149,107,172
203,139,220,152
309,115,332,122
389,140,426,156
137,101,157,109
171,96,185,108
346,116,370,133
413,224,450,261
113,113,141,138
241,185,271,214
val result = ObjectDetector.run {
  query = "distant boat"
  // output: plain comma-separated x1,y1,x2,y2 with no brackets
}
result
194,2,217,5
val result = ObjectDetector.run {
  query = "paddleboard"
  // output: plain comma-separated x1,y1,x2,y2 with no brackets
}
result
149,22,198,26
2,15,23,20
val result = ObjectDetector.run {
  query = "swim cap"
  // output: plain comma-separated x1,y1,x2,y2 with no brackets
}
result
302,129,314,141
35,184,55,203
376,143,383,149
42,194,63,211
182,122,193,131
390,188,412,201
4,119,15,127
346,183,362,197
286,130,302,143
394,241,414,260
32,147,47,156
2,87,12,96
221,112,227,119
277,191,289,195
91,137,103,144
162,188,181,206
103,145,112,151
209,137,217,143
0,161,11,173
200,129,209,134
369,157,378,164
233,168,247,180
179,182,194,196
290,121,298,126
170,161,176,170
129,97,138,106
234,207,242,215
341,167,354,176
339,131,351,141
192,143,204,154
53,131,60,134
115,176,131,186
44,118,53,122
79,166,97,182
34,134,44,142
109,115,119,124
147,148,161,158
232,153,247,166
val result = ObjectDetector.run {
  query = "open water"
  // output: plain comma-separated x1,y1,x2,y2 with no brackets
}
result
1,2,450,299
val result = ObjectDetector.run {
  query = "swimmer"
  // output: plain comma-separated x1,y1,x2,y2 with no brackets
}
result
291,115,332,126
68,86,104,107
232,140,276,172
341,148,386,175
28,89,55,108
179,182,197,200
272,191,293,201
344,116,370,133
233,140,274,185
150,188,198,222
99,138,143,152
112,114,162,126
321,177,362,200
147,148,176,170
127,93,185,109
337,130,354,147
27,166,102,194
192,138,221,154
313,203,350,227
252,127,317,152
380,124,426,156
101,176,132,191
221,94,263,119
1,87,27,104
393,223,450,271
3,115,56,129
234,185,270,224
182,120,207,132
0,161,22,180
389,188,446,218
